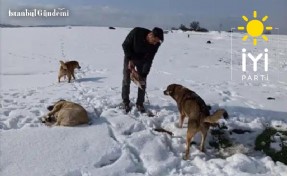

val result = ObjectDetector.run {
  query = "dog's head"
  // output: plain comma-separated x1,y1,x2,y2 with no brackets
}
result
68,61,81,69
74,61,81,69
163,84,181,97
47,99,66,111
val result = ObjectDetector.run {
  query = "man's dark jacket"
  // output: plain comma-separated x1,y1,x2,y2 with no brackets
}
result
122,27,160,77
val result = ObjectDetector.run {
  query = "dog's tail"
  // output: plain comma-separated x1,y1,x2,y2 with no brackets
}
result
204,109,228,123
60,60,68,69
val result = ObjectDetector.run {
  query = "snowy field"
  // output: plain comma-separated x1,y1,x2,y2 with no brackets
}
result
0,27,287,176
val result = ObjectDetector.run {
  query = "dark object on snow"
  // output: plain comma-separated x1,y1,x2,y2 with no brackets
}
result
231,129,252,134
267,97,275,100
109,27,116,30
207,40,212,44
223,111,229,119
146,110,155,117
154,128,173,136
210,128,232,149
255,128,287,164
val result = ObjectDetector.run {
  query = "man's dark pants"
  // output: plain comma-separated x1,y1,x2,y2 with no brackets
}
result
122,56,146,105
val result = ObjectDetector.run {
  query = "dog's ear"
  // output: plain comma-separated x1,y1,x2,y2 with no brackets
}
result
54,99,65,105
47,105,54,111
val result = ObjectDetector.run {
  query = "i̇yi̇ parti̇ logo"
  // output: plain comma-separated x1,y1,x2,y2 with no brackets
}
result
237,10,273,81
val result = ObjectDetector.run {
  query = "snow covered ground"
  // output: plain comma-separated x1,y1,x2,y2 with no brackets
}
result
1,27,287,176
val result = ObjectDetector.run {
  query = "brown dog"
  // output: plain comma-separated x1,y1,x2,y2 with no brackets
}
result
163,84,228,160
58,60,81,83
42,100,89,126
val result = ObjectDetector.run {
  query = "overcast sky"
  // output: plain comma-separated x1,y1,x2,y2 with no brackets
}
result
1,0,286,34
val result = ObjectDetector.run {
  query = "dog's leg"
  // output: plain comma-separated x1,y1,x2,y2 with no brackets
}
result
54,114,66,126
199,130,208,152
54,117,62,126
71,71,76,80
67,74,72,83
184,117,199,160
58,75,61,83
178,107,185,128
184,127,197,160
54,121,61,126
179,113,186,128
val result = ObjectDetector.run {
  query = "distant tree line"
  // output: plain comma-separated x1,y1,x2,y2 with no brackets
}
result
171,21,208,32
0,24,22,28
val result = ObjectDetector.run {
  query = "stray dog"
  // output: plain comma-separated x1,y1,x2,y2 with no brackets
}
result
42,100,89,126
163,84,228,160
58,60,81,83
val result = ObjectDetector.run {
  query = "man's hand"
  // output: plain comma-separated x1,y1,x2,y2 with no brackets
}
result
128,60,135,71
139,77,146,86
139,80,146,86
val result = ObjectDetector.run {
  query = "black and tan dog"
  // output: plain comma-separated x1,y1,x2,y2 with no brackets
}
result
163,84,228,160
42,100,89,126
58,60,81,83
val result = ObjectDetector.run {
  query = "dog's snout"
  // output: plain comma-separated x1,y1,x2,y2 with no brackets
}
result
46,116,52,122
78,66,81,69
163,90,168,95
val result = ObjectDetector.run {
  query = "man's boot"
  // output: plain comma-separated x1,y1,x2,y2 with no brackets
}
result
136,103,146,113
123,102,131,113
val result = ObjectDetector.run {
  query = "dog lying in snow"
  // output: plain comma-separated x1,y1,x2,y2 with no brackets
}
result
163,84,228,160
58,60,81,83
41,100,89,126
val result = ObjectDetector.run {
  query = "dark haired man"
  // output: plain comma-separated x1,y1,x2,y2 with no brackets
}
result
122,27,164,113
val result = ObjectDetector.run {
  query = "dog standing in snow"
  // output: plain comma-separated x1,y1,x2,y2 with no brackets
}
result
164,84,228,160
58,60,81,83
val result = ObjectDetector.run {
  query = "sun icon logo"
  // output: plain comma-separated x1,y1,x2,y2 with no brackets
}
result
238,10,273,46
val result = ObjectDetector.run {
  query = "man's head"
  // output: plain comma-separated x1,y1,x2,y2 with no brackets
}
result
147,27,164,45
